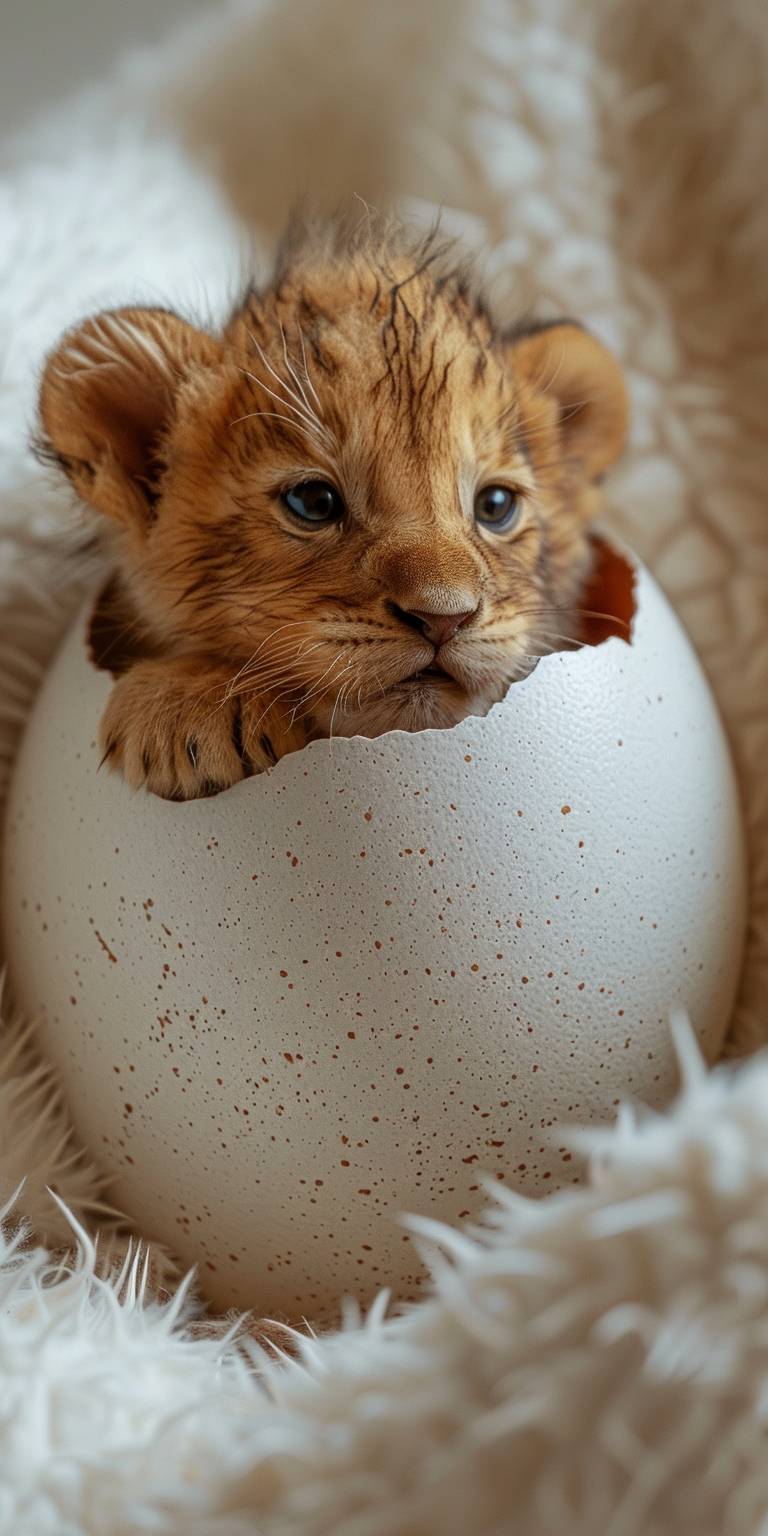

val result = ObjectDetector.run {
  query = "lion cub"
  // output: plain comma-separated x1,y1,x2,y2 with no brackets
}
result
38,217,627,799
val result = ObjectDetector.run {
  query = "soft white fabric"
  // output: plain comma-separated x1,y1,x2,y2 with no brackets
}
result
0,0,767,1529
5,1033,768,1536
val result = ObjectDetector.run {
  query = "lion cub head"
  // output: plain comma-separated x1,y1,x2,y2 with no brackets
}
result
39,218,628,739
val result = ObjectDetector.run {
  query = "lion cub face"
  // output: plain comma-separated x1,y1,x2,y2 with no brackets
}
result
39,222,627,742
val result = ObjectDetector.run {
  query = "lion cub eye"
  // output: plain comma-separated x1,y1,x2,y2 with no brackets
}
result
474,485,522,533
281,480,344,526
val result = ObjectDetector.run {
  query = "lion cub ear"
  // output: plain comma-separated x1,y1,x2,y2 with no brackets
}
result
38,307,221,528
509,321,628,481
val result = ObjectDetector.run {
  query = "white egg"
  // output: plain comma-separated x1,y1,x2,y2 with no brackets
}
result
1,538,746,1319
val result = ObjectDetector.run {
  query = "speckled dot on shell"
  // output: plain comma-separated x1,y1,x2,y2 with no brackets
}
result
1,540,747,1320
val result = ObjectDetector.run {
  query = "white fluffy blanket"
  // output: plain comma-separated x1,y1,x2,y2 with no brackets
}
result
1,0,767,1530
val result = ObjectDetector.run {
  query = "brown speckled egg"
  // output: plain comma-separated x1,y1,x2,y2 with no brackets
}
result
1,538,747,1319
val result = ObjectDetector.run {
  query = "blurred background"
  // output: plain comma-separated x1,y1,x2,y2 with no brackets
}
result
1,1,208,136
0,0,474,277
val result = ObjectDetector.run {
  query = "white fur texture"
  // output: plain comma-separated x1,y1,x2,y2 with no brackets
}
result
5,1039,768,1535
1,0,767,1529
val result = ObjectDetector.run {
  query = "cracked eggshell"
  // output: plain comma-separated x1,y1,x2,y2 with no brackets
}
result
1,539,747,1320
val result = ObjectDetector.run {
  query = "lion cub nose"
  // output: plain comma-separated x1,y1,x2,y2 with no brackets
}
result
389,603,478,647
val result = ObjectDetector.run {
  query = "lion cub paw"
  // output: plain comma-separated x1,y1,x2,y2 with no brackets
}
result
100,658,308,800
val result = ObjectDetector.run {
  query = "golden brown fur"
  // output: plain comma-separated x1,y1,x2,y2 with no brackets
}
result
38,218,628,798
